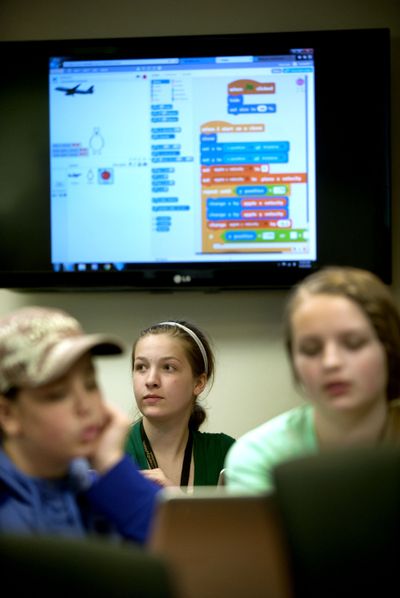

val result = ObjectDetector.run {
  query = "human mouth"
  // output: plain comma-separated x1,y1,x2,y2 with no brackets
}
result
143,395,163,405
324,381,351,397
81,425,101,442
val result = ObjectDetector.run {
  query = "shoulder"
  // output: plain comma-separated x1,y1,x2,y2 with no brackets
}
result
193,431,235,468
125,420,141,448
384,400,400,442
193,430,236,457
226,404,315,464
124,421,147,468
191,432,235,485
236,404,313,443
193,430,235,447
224,405,316,493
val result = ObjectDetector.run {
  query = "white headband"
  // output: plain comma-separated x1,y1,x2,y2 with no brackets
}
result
158,321,208,375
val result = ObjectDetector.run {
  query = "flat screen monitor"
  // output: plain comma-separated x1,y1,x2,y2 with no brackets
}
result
0,27,391,291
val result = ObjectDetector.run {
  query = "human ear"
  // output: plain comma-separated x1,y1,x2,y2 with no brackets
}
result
290,357,305,392
193,373,207,397
292,369,308,396
0,395,22,437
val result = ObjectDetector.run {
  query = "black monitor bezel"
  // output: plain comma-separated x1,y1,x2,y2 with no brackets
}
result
0,27,391,291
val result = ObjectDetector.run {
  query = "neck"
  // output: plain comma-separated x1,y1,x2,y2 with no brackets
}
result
141,416,194,487
314,400,388,450
142,417,191,458
2,439,68,478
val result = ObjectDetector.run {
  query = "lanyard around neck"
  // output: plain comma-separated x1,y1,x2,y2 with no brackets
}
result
140,420,193,487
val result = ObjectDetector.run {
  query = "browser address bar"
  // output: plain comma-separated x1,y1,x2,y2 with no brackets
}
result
62,58,180,67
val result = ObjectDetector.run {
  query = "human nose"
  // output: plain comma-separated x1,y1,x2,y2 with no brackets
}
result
321,341,342,368
73,381,95,414
145,366,161,388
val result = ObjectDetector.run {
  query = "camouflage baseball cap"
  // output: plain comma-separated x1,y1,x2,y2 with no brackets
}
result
0,306,125,393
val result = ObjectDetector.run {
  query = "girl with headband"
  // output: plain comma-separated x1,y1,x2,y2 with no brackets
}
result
125,320,235,489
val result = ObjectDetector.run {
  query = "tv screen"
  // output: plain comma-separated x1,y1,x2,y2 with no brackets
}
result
0,27,391,291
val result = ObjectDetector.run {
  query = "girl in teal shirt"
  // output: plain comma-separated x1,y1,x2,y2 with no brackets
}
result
225,266,400,492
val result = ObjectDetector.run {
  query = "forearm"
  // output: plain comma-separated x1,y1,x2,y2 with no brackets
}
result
86,456,161,544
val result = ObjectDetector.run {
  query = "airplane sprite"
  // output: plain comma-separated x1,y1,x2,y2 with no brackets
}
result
55,84,94,95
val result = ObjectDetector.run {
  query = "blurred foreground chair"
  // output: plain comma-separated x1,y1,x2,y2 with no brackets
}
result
147,487,293,598
0,534,177,598
273,446,400,598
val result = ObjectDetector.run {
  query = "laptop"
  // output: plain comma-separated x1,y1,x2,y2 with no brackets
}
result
147,487,292,598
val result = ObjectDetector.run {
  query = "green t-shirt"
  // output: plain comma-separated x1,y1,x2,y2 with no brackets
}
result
224,404,318,493
125,420,236,486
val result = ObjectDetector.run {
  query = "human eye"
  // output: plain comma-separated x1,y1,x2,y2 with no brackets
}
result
84,373,99,392
134,361,147,373
296,339,322,357
343,334,369,350
40,385,68,402
163,362,176,372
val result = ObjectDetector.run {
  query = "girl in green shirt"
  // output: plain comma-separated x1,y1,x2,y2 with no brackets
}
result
125,320,235,489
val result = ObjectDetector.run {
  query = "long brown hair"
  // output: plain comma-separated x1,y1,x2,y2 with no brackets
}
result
132,320,215,430
283,266,400,401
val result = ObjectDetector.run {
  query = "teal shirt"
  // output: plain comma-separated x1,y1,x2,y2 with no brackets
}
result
224,404,318,493
125,421,236,486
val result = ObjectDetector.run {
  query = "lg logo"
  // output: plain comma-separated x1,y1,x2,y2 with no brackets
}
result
173,274,192,284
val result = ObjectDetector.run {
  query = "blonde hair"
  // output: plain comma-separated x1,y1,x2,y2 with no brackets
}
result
283,266,400,401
